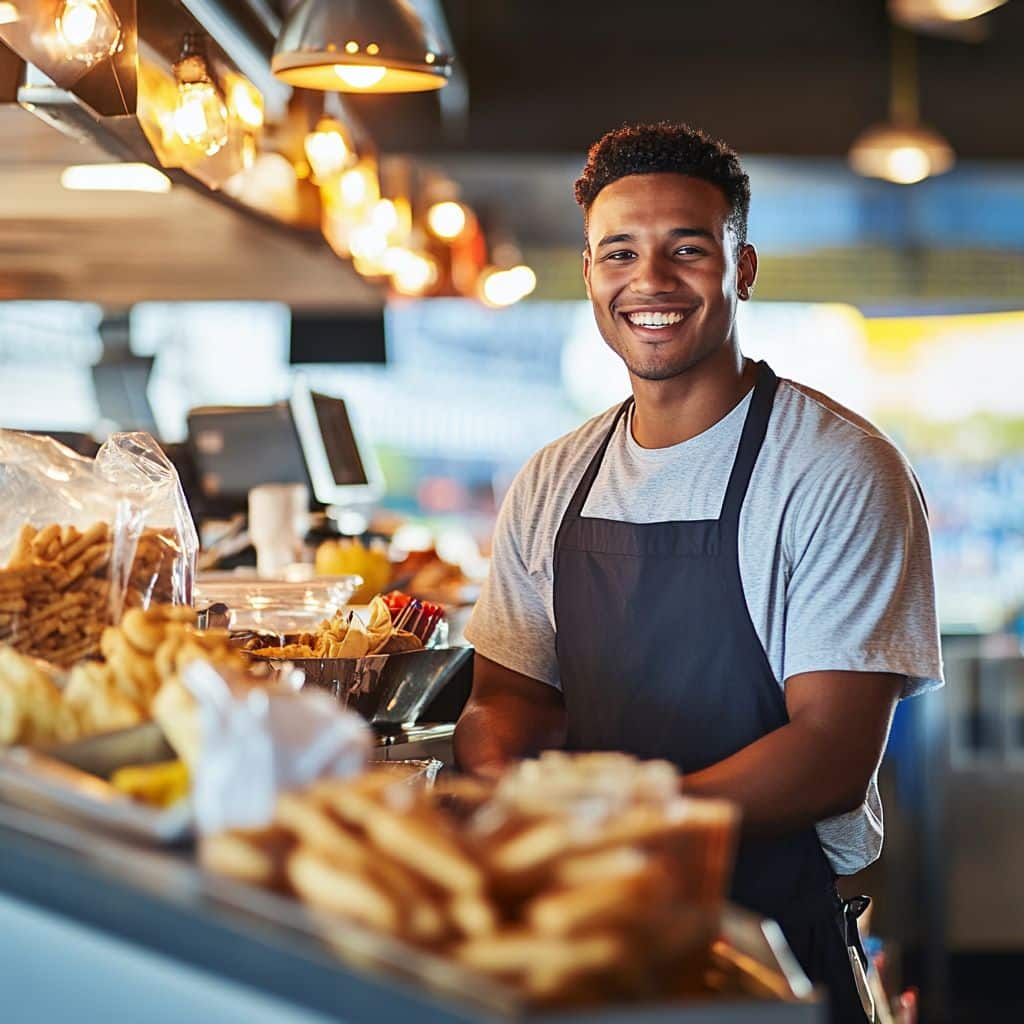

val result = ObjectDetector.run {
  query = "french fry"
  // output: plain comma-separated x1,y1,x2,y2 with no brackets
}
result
287,847,401,934
200,826,294,888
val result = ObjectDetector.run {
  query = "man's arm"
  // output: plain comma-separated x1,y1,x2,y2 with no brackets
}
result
454,654,568,775
683,670,902,834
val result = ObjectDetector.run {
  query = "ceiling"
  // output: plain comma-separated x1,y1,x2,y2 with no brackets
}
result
1,0,1022,308
358,0,1024,160
0,104,381,307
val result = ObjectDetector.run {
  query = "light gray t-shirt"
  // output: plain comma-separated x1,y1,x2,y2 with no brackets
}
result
466,376,944,875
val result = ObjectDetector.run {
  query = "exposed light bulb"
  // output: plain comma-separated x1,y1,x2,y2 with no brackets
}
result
340,167,367,206
427,200,467,240
506,264,537,296
349,224,389,262
391,250,438,296
481,264,537,307
335,160,379,212
173,33,229,157
56,0,121,66
370,199,398,234
332,64,387,89
174,81,229,156
304,118,353,181
229,80,264,129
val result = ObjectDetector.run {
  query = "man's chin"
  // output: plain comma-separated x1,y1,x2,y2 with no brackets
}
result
624,357,694,382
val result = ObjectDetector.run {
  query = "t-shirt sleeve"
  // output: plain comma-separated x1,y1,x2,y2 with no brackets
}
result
464,460,561,688
782,436,943,697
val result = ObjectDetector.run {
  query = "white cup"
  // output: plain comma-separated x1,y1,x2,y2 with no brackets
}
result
248,483,309,578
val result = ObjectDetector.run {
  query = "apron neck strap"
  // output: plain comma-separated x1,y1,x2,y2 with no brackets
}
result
561,361,778,527
719,360,779,529
563,398,633,521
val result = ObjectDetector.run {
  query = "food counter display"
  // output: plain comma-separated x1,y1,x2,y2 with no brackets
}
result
0,797,821,1024
0,430,823,1023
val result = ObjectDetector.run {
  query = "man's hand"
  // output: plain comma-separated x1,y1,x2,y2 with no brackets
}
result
683,671,903,834
454,654,567,775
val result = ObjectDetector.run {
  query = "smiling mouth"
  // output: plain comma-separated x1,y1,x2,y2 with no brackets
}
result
618,307,696,334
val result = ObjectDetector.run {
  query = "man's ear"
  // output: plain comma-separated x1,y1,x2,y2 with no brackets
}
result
582,246,592,300
737,243,758,301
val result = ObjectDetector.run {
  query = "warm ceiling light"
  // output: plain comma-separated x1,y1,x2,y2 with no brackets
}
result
332,64,387,89
480,265,537,308
173,33,229,157
370,198,398,234
890,0,1006,22
391,250,438,296
61,163,172,193
56,0,121,67
427,200,467,240
304,117,355,181
330,158,379,212
272,0,452,93
0,2,18,26
849,26,954,185
229,79,264,129
849,124,954,184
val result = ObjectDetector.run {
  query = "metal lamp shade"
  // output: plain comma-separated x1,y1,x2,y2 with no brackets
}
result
849,122,955,185
272,0,451,93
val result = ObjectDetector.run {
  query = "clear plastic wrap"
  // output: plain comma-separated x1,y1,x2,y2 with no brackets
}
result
192,577,362,634
181,658,371,834
0,430,197,666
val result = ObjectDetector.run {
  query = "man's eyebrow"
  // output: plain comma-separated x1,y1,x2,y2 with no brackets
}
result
595,227,716,248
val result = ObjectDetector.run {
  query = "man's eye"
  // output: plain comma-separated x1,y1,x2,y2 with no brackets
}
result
604,251,634,261
676,246,703,256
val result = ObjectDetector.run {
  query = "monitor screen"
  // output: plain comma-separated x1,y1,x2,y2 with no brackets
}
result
311,392,368,487
289,311,387,364
186,404,311,505
290,381,383,507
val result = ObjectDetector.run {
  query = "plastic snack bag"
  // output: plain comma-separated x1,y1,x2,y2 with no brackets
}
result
0,430,197,667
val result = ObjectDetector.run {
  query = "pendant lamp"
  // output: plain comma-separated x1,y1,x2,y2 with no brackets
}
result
272,0,451,93
848,26,954,184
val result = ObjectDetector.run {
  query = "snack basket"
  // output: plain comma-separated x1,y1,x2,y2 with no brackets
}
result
280,646,473,727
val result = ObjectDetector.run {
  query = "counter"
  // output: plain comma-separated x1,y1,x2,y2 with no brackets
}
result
0,797,824,1023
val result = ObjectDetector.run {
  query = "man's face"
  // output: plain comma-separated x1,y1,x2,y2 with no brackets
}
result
583,173,756,382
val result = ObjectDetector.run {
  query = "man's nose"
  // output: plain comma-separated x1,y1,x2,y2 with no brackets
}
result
630,254,678,295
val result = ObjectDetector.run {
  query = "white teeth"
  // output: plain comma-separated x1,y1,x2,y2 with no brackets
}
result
625,311,684,327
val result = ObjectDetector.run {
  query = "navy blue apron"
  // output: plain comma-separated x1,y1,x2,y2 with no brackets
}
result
553,362,871,1022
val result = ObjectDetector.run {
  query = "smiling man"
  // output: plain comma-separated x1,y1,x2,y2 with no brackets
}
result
456,122,942,1022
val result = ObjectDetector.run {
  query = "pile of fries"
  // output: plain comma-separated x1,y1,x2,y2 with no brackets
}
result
201,753,737,1006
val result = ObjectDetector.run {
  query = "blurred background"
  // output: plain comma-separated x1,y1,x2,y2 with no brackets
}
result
1,1,1023,1020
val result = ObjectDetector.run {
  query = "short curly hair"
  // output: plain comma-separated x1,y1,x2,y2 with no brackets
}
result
574,121,751,249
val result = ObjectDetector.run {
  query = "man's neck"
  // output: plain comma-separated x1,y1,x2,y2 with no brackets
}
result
630,345,756,450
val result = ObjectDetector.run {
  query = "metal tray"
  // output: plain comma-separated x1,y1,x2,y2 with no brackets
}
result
275,645,473,726
0,722,444,846
0,738,192,844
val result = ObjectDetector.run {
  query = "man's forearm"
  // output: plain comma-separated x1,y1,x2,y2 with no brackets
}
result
682,720,871,835
454,696,566,774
